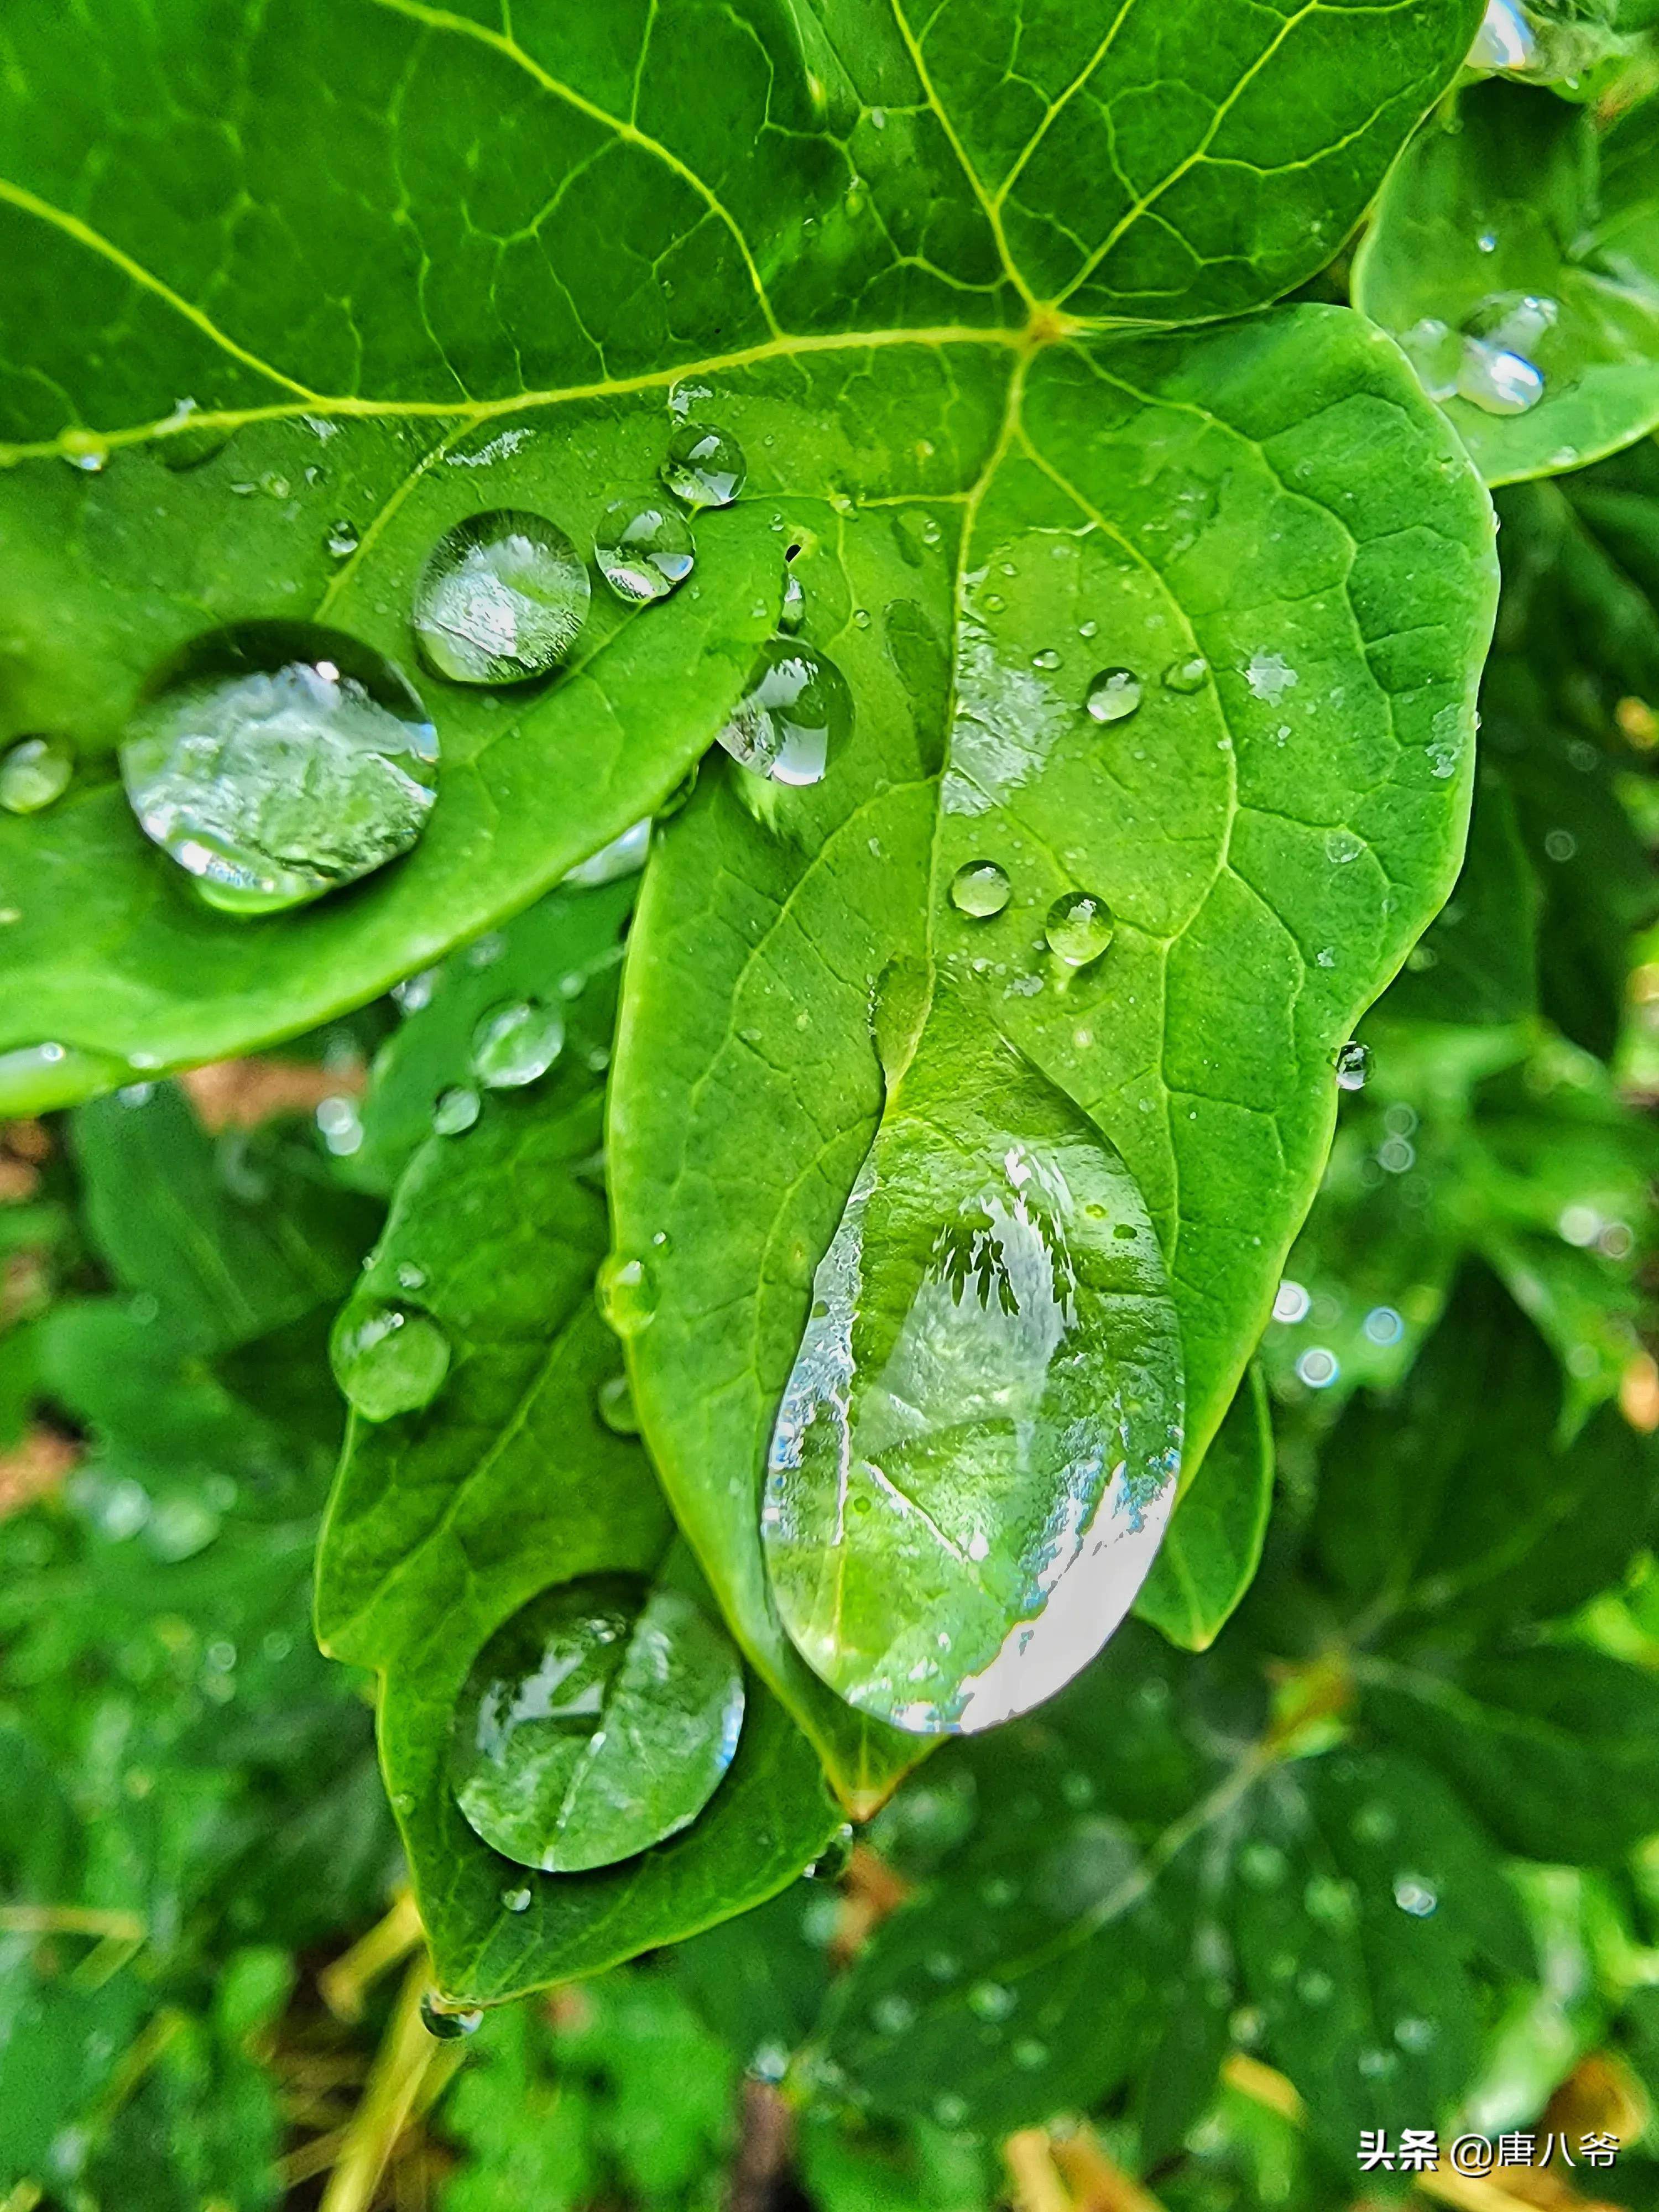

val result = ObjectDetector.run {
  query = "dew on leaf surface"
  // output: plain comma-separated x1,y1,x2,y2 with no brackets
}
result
0,735,73,815
596,1372,640,1435
331,1302,451,1422
326,518,361,559
1335,1040,1372,1091
412,509,589,685
1045,891,1115,969
433,1086,481,1136
1468,0,1536,71
1272,1280,1311,1324
594,495,695,603
1161,655,1210,695
718,639,852,787
446,1574,745,1872
950,859,1012,919
471,999,565,1089
596,1253,658,1338
779,570,806,633
118,623,437,915
419,1992,483,2040
1393,1875,1438,1917
1084,667,1142,724
661,422,747,509
761,990,1183,1734
502,1885,533,1914
1399,317,1464,404
563,816,652,889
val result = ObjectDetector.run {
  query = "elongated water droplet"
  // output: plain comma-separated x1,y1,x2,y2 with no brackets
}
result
420,1992,483,2040
119,624,437,915
1161,655,1209,696
1457,340,1543,417
594,497,695,603
950,859,1011,919
1399,317,1463,404
661,422,746,509
413,510,589,684
718,641,852,787
562,816,651,889
779,570,806,633
762,994,1183,1734
332,1302,451,1421
1045,892,1114,968
1335,1040,1371,1092
447,1575,745,1871
472,1000,564,1089
1086,668,1141,724
0,736,73,815
1469,0,1536,70
596,1373,640,1434
433,1085,481,1136
596,1253,657,1338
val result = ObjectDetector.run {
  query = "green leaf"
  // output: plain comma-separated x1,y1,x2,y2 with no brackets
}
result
1380,765,1542,1027
1353,79,1659,486
613,307,1497,1806
0,0,1480,1106
316,931,837,1999
1136,1365,1274,1653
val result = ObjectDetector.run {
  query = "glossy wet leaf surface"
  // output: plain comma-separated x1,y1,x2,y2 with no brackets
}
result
1355,80,1659,486
1134,1364,1273,1653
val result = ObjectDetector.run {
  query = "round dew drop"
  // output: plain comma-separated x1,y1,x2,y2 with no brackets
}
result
594,497,696,604
1045,891,1115,968
472,1000,565,1089
332,1302,451,1421
1161,655,1209,695
950,859,1012,919
596,1253,658,1338
433,1085,482,1136
419,1992,483,2041
118,623,437,916
413,509,590,685
1086,668,1142,724
661,422,747,510
0,735,74,815
1335,1040,1371,1092
718,640,853,787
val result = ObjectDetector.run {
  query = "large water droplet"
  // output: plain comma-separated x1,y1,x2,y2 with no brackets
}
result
413,510,589,685
472,1000,565,1089
420,1992,483,2040
596,1253,658,1338
447,1575,745,1871
332,1302,451,1421
661,422,747,510
594,497,695,604
118,624,437,915
762,993,1183,1734
433,1085,481,1136
1457,339,1544,417
1469,0,1536,70
717,641,852,787
1085,668,1142,724
950,860,1011,919
1045,892,1114,969
0,735,73,815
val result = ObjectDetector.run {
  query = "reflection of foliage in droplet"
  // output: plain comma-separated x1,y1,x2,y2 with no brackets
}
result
413,509,590,685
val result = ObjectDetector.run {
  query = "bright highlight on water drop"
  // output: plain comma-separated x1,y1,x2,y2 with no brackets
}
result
413,509,589,685
661,422,747,510
1045,892,1115,969
950,859,1012,919
332,1301,451,1421
1086,668,1142,724
594,497,696,603
472,1000,565,1089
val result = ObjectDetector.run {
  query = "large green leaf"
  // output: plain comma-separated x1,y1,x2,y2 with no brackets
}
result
0,0,1481,1107
316,894,837,2000
1354,79,1659,486
612,308,1498,1806
1135,1364,1274,1653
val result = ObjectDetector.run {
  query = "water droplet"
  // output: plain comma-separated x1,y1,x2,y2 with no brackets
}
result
1296,1346,1339,1389
502,1885,533,1914
1469,0,1536,71
396,1261,427,1292
1031,648,1062,671
779,570,806,633
1245,652,1297,703
717,640,852,787
119,624,437,915
804,1824,855,1881
596,1373,640,1434
596,1253,658,1338
1363,1305,1404,1345
472,1000,565,1089
661,422,746,509
420,1992,483,2040
326,518,361,560
1085,667,1142,724
434,1086,481,1135
1325,828,1364,865
1273,1280,1311,1324
1161,655,1209,695
447,1575,745,1870
950,859,1011,919
413,510,589,685
1045,891,1115,969
1335,1040,1371,1092
967,1980,1016,2022
59,427,108,473
1457,340,1544,417
1393,1875,1438,1917
594,496,695,603
1399,317,1464,404
762,992,1183,1734
332,1302,451,1421
0,735,73,815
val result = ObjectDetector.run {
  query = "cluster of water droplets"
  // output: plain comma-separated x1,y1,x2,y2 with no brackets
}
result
1399,293,1558,420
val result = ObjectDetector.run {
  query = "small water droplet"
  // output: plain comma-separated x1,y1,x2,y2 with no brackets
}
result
718,640,852,787
594,495,695,603
396,1261,427,1292
1395,2015,1436,2051
1245,651,1297,703
419,1991,483,2040
596,1372,640,1434
1045,891,1115,968
661,422,746,509
1457,340,1544,417
1296,1346,1339,1389
950,859,1011,919
0,735,74,815
472,1000,565,1089
596,1253,658,1338
1326,828,1364,865
1393,1875,1438,1917
967,1980,1016,2022
119,624,437,915
502,1885,533,1914
1161,655,1209,695
1085,667,1142,724
779,570,806,633
1031,648,1062,671
1334,1040,1371,1091
326,518,361,560
1272,1280,1311,1324
1399,317,1464,403
59,427,108,473
332,1302,451,1421
433,1086,481,1136
413,510,589,685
